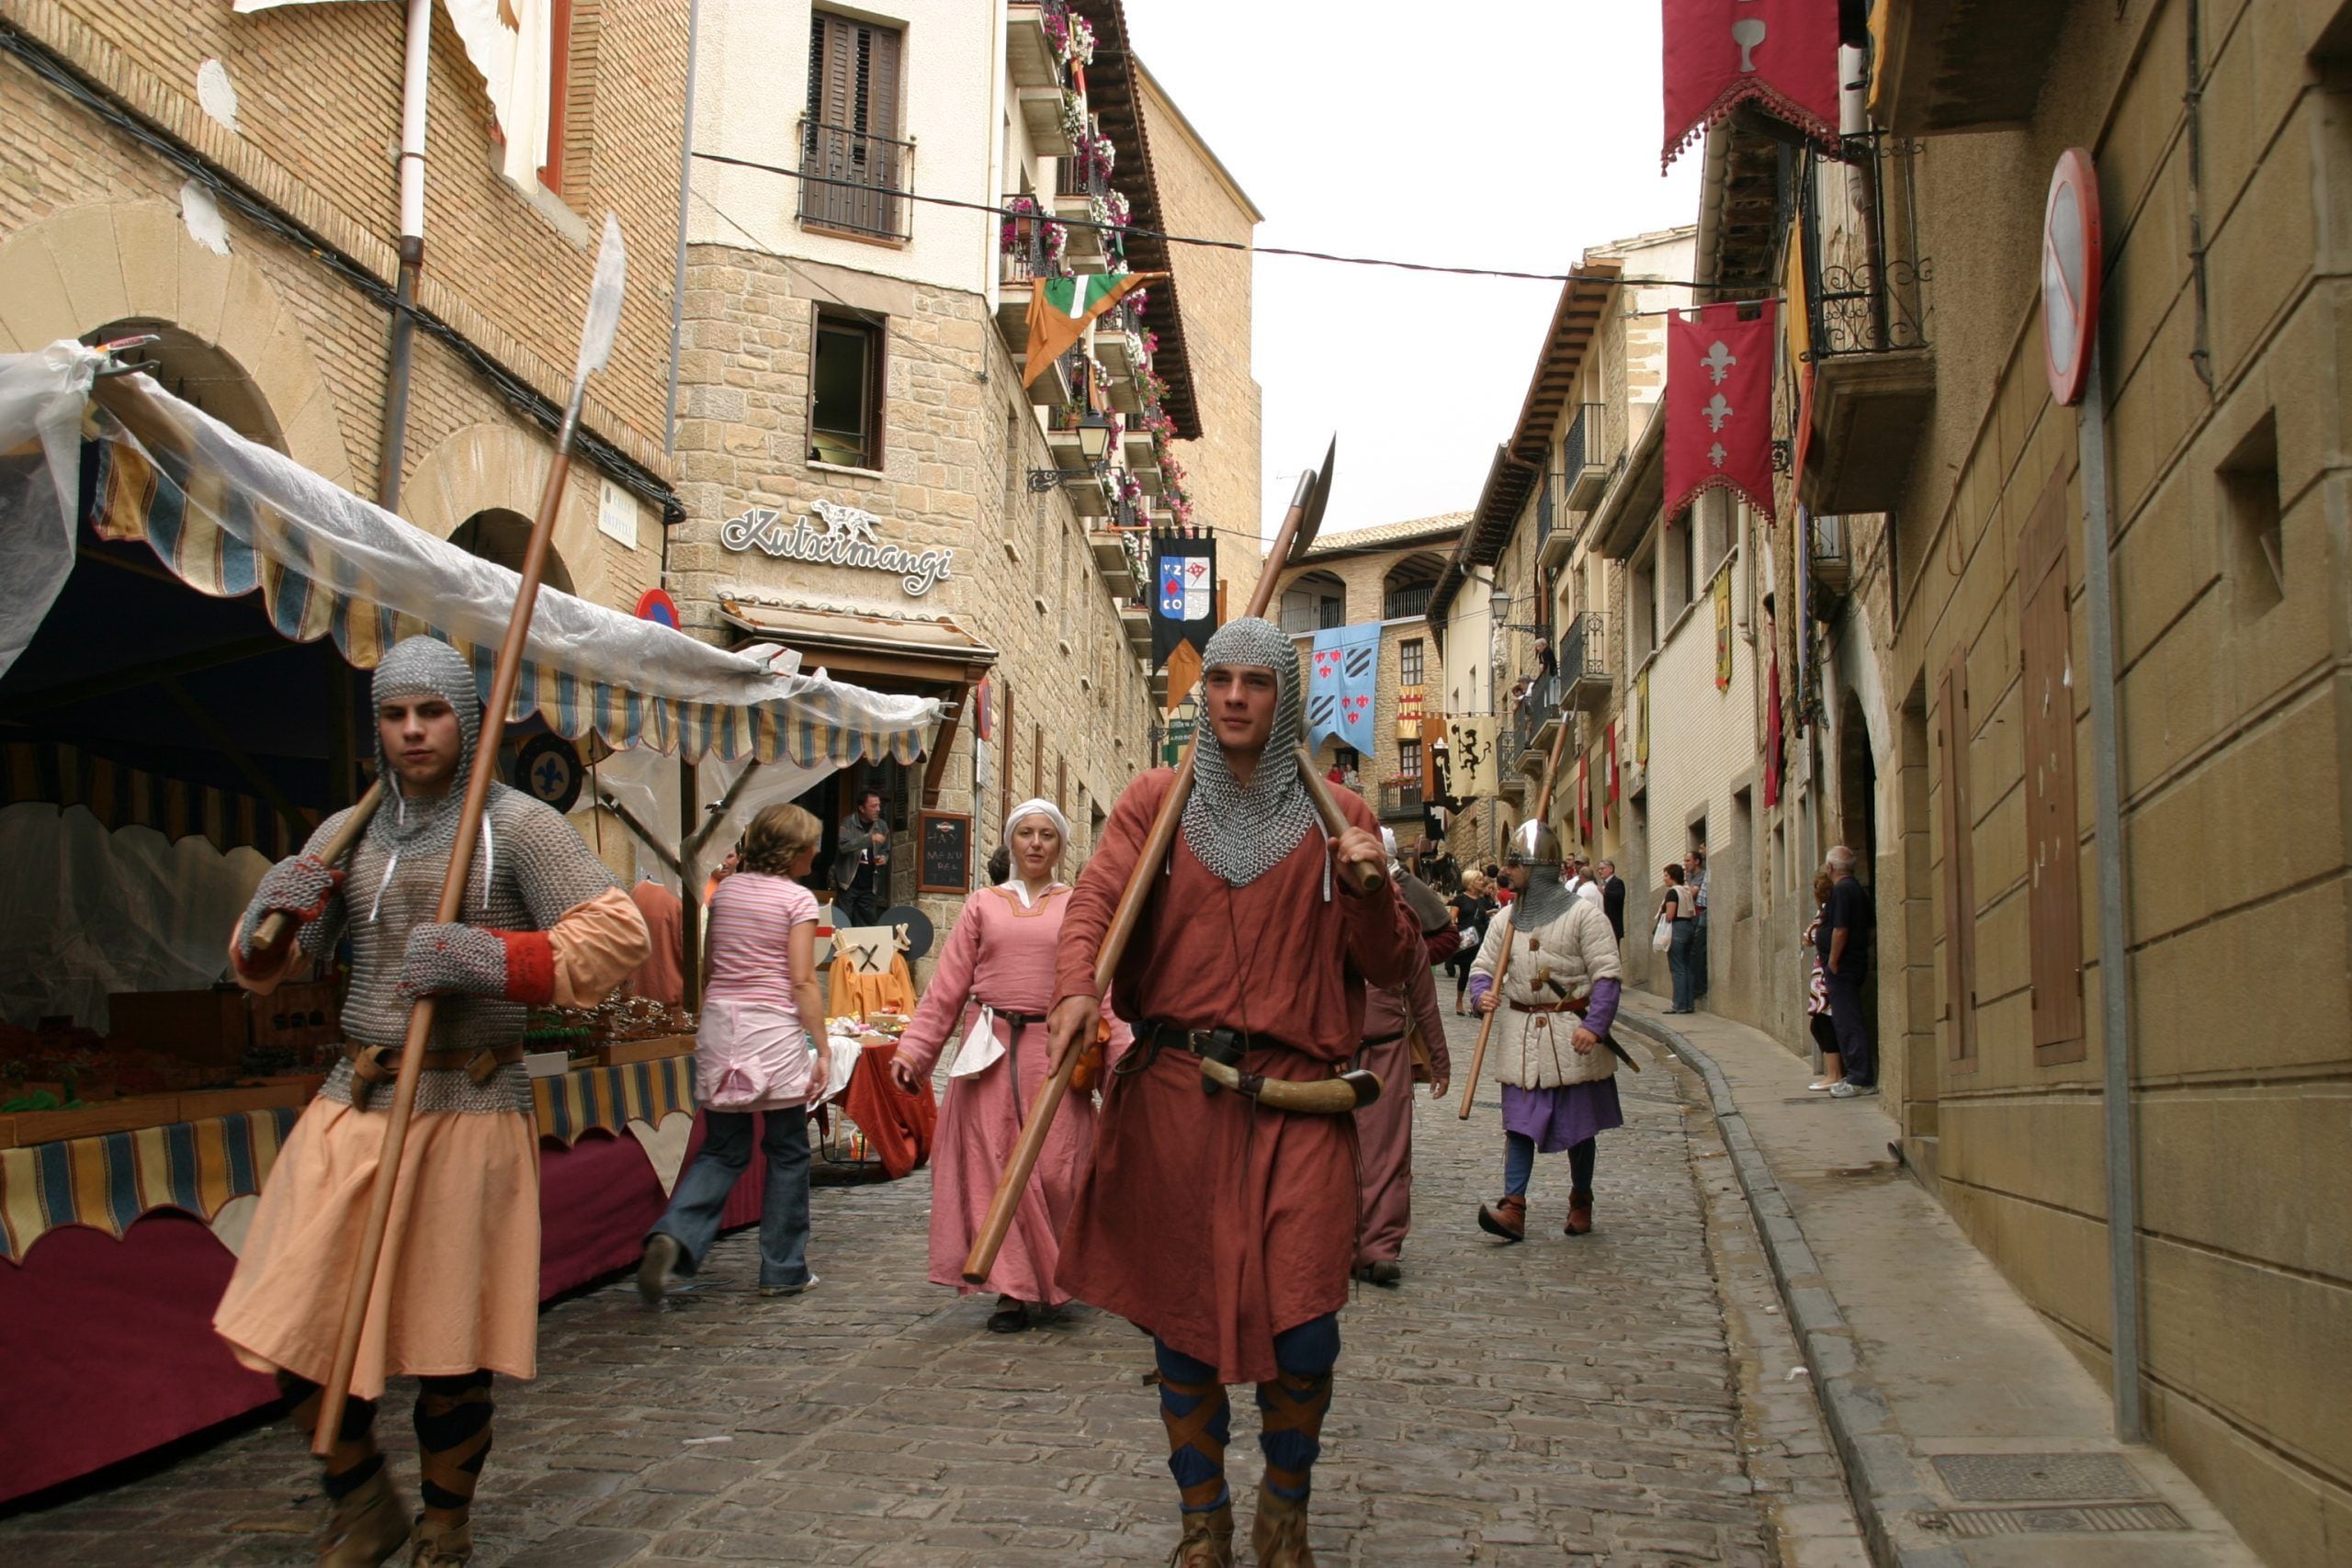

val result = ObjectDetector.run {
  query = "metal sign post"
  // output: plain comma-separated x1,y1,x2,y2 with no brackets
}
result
2047,147,2142,1444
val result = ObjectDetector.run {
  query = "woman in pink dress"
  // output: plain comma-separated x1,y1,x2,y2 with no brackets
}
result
889,798,1123,1333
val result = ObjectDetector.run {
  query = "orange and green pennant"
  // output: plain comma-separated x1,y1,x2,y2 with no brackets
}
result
1022,271,1163,387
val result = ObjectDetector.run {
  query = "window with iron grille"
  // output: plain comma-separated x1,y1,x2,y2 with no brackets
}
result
808,308,884,468
803,12,910,241
1399,637,1424,687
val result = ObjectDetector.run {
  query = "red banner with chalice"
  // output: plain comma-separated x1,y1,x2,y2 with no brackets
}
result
1665,299,1780,525
1661,0,1841,169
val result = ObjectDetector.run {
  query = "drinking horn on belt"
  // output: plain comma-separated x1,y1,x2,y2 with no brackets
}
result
1197,1030,1381,1112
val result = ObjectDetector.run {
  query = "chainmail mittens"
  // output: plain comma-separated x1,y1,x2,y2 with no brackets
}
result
235,853,344,963
395,922,556,1005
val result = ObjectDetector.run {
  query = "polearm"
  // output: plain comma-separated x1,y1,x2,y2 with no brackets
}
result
962,440,1338,1284
309,216,629,1454
1455,683,1577,1120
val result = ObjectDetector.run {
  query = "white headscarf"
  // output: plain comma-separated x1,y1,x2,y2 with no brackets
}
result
999,797,1071,906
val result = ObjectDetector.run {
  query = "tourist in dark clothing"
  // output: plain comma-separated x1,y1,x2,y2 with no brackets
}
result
831,787,892,930
1446,872,1498,1014
1597,858,1626,942
1819,845,1876,1096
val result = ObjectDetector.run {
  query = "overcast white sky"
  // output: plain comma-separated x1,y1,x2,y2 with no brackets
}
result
1120,1,1702,540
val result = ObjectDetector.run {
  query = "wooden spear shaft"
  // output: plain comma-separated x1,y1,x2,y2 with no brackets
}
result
962,471,1324,1285
1454,688,1579,1121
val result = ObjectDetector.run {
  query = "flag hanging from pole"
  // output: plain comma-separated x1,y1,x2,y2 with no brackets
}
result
1023,272,1165,387
1306,624,1380,756
1150,530,1216,710
1661,0,1840,170
1666,300,1779,525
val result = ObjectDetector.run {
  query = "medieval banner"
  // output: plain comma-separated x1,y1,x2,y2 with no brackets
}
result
1442,716,1498,802
1306,623,1381,755
1667,300,1779,525
1149,530,1217,684
1713,568,1735,690
1634,669,1651,767
1396,683,1426,739
1661,0,1839,169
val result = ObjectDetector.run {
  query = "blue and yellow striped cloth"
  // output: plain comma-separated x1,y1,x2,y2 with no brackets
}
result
531,1055,695,1147
0,1106,297,1260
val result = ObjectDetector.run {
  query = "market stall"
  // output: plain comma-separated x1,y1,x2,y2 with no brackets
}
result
0,342,943,1502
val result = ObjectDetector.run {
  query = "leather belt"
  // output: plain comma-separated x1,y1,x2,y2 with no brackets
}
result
989,1010,1046,1032
346,1042,525,1087
1509,998,1575,1014
1360,1030,1405,1047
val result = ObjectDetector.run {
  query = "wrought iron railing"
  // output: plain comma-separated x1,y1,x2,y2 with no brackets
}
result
799,121,913,242
1384,581,1434,620
1801,130,1931,361
1378,780,1425,818
1563,401,1605,472
1001,195,1067,285
1510,671,1563,761
1559,611,1608,684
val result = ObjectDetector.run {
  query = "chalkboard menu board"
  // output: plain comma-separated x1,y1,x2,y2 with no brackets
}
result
918,811,971,894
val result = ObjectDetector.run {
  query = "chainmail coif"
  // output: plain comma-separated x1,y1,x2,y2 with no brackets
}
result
1509,858,1576,927
368,636,490,865
1181,616,1319,887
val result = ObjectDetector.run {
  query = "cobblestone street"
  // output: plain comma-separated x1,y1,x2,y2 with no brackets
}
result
2,1010,1856,1566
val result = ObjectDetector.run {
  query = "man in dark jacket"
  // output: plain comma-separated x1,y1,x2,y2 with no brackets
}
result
1597,858,1627,942
831,787,891,929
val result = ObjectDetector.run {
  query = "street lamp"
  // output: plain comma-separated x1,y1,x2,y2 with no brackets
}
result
1028,409,1115,491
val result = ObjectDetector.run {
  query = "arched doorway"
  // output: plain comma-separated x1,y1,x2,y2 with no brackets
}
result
1838,686,1880,1044
450,508,577,595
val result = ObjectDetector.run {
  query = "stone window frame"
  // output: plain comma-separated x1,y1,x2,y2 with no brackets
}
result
807,303,888,471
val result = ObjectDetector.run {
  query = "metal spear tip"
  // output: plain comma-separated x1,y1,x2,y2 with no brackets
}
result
1295,434,1337,557
572,213,628,389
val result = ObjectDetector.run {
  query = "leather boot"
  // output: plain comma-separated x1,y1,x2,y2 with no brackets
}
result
316,1467,410,1567
1476,1193,1527,1242
1565,1190,1594,1235
1166,1504,1235,1567
1250,1484,1316,1567
408,1512,472,1566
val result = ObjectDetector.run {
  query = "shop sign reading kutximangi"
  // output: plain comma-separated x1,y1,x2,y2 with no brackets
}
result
719,499,955,597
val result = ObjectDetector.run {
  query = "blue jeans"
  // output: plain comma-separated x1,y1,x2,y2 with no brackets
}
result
648,1107,812,1290
1668,919,1699,1011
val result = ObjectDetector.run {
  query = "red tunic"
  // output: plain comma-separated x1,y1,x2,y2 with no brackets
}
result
1052,767,1419,1382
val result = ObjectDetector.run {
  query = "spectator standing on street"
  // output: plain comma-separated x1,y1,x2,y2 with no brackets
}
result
1598,859,1627,942
1820,846,1877,1097
831,786,892,931
1446,871,1497,1014
1802,868,1844,1091
1659,863,1697,1014
640,804,832,1304
1683,847,1710,1000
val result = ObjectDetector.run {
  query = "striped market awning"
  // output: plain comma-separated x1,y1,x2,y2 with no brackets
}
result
0,1103,298,1261
3,344,942,770
1,739,318,860
532,1053,695,1146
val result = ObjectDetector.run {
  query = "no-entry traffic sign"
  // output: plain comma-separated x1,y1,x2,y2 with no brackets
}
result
2043,149,2103,407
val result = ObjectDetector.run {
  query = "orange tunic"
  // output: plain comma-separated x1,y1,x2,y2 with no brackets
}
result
1052,768,1419,1382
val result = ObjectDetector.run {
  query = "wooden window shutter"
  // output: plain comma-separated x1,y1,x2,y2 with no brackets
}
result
1935,651,1977,1066
1033,722,1045,806
1056,754,1068,814
2018,467,2086,1064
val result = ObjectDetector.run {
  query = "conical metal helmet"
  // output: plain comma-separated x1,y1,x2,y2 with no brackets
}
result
1506,815,1563,868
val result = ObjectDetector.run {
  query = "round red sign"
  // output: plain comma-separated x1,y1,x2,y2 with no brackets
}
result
634,587,680,628
2042,148,2103,407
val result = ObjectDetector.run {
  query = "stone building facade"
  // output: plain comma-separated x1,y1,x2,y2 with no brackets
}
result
0,0,688,881
673,1,1257,950
1268,514,1464,845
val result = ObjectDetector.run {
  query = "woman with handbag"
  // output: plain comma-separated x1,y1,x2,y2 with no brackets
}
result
1445,870,1496,1014
639,804,834,1303
1657,863,1697,1013
888,799,1129,1333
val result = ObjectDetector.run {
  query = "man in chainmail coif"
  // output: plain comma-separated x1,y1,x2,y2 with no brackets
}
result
1466,816,1627,1243
1045,615,1420,1567
215,637,648,1568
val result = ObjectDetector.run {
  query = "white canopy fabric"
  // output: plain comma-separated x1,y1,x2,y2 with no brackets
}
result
0,343,942,768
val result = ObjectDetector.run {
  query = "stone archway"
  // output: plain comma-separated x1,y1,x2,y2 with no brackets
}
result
401,423,607,607
0,200,353,488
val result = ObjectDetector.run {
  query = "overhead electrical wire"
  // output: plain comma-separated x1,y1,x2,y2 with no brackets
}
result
692,152,1770,291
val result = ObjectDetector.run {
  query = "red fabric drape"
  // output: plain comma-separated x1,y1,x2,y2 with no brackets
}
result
1667,300,1781,525
1662,0,1841,169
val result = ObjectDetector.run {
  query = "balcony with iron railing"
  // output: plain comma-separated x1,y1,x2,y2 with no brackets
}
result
1384,581,1434,621
1510,671,1564,778
1801,130,1935,514
1558,611,1611,712
798,121,912,243
1377,779,1426,821
1563,401,1611,510
998,199,1074,404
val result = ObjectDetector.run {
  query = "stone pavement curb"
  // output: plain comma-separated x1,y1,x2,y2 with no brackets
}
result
1616,1008,1966,1568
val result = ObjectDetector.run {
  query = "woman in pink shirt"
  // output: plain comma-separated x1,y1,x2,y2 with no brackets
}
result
638,804,834,1301
889,798,1123,1333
